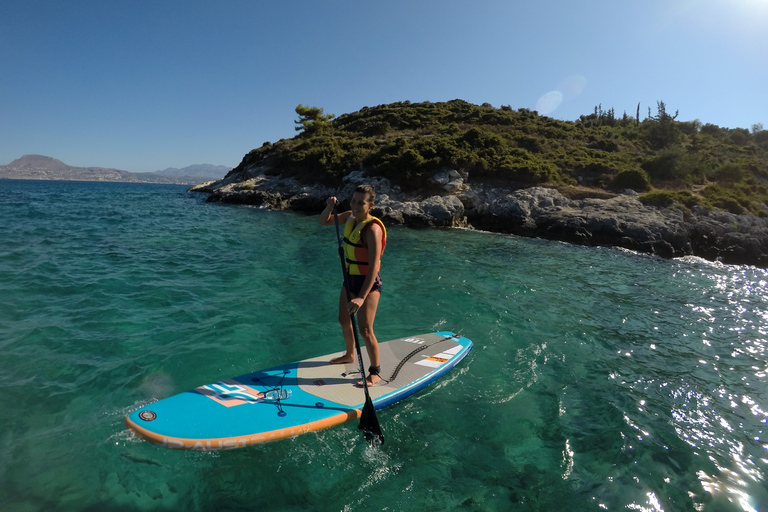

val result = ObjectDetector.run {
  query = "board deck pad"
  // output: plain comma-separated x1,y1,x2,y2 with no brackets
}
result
125,331,472,450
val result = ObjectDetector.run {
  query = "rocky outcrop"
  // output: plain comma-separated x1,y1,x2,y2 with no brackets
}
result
190,166,768,268
462,186,768,265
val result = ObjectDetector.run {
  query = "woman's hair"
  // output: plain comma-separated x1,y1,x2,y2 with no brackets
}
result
355,184,376,203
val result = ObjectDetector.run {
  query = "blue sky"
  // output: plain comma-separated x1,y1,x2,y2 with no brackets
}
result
1,0,766,172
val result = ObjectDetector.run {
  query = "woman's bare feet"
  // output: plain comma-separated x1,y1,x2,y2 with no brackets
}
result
330,354,354,364
357,373,382,386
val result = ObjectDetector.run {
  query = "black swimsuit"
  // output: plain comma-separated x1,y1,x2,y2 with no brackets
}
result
347,274,382,296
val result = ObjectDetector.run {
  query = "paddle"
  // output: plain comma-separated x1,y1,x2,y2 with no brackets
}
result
332,202,385,445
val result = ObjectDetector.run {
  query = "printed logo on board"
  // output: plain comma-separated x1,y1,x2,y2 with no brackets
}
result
196,379,265,408
139,410,157,421
415,345,463,369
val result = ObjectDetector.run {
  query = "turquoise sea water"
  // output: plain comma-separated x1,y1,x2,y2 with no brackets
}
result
1,179,767,512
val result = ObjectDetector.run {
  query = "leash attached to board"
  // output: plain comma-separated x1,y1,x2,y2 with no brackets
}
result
332,202,384,446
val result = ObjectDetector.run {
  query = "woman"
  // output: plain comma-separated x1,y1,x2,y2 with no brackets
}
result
318,185,387,385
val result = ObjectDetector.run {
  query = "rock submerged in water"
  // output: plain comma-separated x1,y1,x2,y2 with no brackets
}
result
189,169,768,268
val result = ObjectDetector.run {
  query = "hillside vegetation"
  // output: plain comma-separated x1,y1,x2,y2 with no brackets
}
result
236,100,768,216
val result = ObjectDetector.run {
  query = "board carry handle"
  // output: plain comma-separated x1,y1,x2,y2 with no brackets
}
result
332,202,384,445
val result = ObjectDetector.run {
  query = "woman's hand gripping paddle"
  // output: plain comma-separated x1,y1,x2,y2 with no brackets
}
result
332,203,384,446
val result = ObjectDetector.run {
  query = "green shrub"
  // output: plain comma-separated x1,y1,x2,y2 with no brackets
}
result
641,146,706,183
460,128,505,152
716,198,745,214
729,128,750,146
701,123,723,137
516,135,543,153
494,152,558,184
713,162,744,183
639,190,699,210
639,191,677,207
282,136,347,180
701,185,753,214
363,122,391,137
610,169,651,191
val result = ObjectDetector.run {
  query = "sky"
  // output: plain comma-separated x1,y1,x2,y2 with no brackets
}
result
1,0,766,173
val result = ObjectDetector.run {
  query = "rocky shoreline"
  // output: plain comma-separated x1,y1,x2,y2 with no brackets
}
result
190,166,768,268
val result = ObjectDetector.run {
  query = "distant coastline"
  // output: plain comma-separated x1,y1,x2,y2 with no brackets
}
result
0,155,229,186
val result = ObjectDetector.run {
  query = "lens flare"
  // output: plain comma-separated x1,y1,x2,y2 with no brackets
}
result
536,91,563,115
559,75,587,100
535,75,587,115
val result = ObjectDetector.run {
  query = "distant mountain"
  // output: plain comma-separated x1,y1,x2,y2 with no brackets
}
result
0,155,229,185
153,163,230,181
6,155,69,171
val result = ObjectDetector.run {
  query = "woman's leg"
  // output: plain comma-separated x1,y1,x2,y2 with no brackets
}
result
356,291,381,384
330,285,356,364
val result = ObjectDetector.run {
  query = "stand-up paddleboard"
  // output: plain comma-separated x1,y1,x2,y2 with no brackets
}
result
125,331,472,450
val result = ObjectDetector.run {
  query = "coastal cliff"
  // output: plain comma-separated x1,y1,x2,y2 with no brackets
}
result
190,165,768,268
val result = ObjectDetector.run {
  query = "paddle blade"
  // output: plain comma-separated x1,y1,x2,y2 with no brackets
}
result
358,397,384,445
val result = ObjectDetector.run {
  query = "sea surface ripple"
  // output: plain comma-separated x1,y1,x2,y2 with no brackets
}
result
1,180,766,511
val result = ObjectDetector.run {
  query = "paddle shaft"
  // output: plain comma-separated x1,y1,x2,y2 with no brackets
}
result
331,204,384,444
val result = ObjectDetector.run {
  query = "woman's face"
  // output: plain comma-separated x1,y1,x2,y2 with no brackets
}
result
350,192,372,219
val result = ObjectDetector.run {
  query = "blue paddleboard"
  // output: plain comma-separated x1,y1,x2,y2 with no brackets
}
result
125,331,472,450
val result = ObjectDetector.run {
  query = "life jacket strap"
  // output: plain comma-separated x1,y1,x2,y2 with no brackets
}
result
343,236,364,248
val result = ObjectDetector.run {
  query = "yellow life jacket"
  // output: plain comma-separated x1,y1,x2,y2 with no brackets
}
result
343,215,387,276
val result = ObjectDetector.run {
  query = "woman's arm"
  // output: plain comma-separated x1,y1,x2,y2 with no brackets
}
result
318,197,351,226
